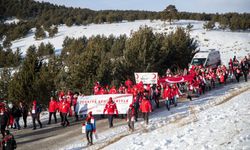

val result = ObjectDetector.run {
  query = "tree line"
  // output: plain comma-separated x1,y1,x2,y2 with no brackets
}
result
0,0,249,44
0,27,197,105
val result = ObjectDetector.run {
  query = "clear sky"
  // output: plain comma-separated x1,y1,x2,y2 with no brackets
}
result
35,0,250,13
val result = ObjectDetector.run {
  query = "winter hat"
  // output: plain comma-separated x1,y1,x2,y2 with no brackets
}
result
88,111,92,115
109,97,112,102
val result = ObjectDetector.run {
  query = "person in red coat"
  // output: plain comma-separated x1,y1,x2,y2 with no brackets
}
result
60,97,70,127
103,97,118,128
93,82,100,95
163,85,172,110
48,97,57,124
125,78,133,88
140,96,152,125
58,97,64,123
109,86,117,94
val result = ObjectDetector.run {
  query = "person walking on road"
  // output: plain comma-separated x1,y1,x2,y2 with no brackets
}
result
31,100,42,130
103,97,118,128
19,101,28,128
85,111,96,146
140,96,152,125
127,104,135,131
60,97,70,127
0,105,8,138
48,97,57,124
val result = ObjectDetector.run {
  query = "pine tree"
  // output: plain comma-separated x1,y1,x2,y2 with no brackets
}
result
8,45,41,105
186,23,194,33
203,21,215,30
48,26,58,37
35,26,46,40
164,5,178,25
0,68,11,101
124,26,159,72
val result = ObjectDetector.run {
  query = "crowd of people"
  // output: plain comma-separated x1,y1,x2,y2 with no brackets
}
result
0,55,249,147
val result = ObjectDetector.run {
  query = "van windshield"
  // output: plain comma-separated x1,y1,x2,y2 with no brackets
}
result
191,58,206,66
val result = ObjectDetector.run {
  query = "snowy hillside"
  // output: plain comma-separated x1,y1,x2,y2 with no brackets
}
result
61,81,250,150
8,20,250,64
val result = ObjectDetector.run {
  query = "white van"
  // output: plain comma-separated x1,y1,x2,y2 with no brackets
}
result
190,49,221,69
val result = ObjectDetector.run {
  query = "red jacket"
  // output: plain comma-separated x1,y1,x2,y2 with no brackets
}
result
163,88,172,100
48,100,57,112
103,102,118,115
109,87,117,94
72,97,77,106
60,101,70,113
172,87,180,97
140,99,152,113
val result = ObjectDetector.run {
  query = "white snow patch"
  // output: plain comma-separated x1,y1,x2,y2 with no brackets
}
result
4,17,20,24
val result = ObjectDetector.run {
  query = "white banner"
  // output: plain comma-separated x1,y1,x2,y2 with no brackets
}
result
134,72,158,84
76,94,133,115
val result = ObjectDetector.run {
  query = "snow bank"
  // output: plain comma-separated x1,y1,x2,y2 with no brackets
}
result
102,87,250,150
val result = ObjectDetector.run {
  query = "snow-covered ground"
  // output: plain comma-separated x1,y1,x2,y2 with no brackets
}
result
103,90,250,150
62,81,250,150
3,17,20,24
6,19,250,63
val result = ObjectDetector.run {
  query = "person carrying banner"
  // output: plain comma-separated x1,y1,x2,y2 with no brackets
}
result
85,111,96,146
163,85,172,111
103,97,118,128
172,84,181,107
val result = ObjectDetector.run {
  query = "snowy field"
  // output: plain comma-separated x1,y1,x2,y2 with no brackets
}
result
6,19,250,64
62,81,250,150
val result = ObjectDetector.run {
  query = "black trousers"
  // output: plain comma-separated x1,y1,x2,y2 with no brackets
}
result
108,115,114,128
62,113,69,126
48,112,57,124
60,112,63,123
32,114,42,129
1,125,6,138
142,112,149,125
243,71,248,82
86,130,93,144
23,114,28,128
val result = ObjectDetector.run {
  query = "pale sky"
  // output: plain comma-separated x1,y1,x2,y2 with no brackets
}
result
35,0,250,13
